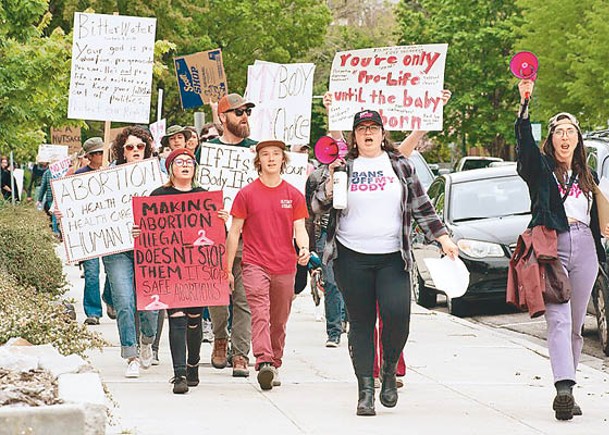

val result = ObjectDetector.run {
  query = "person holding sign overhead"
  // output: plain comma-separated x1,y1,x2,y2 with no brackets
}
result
515,80,609,420
133,147,229,394
311,110,458,416
102,126,159,379
225,140,309,391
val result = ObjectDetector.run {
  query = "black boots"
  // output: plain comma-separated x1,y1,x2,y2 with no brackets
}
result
356,377,376,416
553,380,575,421
380,361,398,408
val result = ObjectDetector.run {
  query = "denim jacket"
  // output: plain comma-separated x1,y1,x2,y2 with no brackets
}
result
310,151,447,271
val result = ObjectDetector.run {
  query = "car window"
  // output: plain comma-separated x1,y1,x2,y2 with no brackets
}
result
409,152,434,191
426,178,446,215
449,176,531,222
586,146,598,172
461,159,499,171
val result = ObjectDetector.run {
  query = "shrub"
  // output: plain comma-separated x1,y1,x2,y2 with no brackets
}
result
0,202,66,296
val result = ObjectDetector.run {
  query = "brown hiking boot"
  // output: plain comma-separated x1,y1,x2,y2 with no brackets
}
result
232,355,249,377
211,338,228,369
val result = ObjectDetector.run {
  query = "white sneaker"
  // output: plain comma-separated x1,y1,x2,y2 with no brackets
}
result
125,359,140,378
272,367,281,387
140,343,153,369
202,320,214,343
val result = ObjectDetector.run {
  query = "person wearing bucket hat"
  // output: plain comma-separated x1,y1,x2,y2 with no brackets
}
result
311,107,458,416
161,125,192,150
516,79,609,420
132,145,229,394
196,93,258,379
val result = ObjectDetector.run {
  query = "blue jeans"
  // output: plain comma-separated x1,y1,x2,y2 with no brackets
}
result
82,258,102,318
102,251,158,359
317,230,345,340
102,274,113,307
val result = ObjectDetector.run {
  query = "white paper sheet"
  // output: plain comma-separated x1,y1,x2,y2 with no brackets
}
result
423,256,470,298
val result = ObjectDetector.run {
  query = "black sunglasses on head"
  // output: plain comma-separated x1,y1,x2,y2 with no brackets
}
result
226,108,252,117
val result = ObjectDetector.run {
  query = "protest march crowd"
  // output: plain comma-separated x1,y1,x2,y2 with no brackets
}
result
3,12,607,422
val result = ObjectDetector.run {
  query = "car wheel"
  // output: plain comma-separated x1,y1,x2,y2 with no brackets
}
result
411,263,436,308
592,272,609,356
446,296,468,317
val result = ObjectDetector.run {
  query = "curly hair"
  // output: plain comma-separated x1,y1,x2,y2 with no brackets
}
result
346,130,397,159
112,126,153,164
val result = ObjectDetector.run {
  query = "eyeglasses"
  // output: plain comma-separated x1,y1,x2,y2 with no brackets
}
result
226,108,252,117
355,124,381,133
172,159,196,167
553,127,578,138
89,151,103,156
124,142,146,151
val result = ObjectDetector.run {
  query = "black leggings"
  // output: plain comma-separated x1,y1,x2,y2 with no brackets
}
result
333,242,411,377
167,307,203,377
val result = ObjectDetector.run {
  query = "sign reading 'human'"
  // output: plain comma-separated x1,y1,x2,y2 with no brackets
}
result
132,191,230,310
51,159,163,263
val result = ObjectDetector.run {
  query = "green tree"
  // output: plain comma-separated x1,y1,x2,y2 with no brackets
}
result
396,0,523,160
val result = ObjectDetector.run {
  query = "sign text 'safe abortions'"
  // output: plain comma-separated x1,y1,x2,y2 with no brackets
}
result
133,191,230,310
329,44,448,131
68,13,156,123
51,159,163,263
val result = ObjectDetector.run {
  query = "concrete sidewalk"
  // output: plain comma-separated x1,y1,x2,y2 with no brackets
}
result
61,254,609,434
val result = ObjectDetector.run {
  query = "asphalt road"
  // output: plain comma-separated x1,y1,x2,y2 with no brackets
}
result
430,295,609,373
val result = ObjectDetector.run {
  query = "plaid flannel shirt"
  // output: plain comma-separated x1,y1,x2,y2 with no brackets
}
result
310,151,447,271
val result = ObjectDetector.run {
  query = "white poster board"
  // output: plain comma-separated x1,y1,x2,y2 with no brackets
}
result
68,13,157,123
149,119,166,150
13,168,24,200
51,159,163,263
196,142,308,210
37,144,69,163
49,157,72,179
329,44,448,131
246,61,315,145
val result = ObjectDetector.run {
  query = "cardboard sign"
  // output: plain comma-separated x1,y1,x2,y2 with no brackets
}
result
37,144,69,163
133,191,230,310
196,142,308,211
246,61,315,145
51,159,163,263
149,119,166,149
174,49,228,109
51,127,82,155
68,13,157,123
329,44,448,131
49,157,73,179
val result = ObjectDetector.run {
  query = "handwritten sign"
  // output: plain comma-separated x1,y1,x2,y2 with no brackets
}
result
329,44,448,131
68,13,157,123
196,142,308,211
51,159,163,263
149,119,166,149
49,157,73,179
37,144,69,163
133,191,230,310
174,49,227,109
246,61,315,145
51,127,82,155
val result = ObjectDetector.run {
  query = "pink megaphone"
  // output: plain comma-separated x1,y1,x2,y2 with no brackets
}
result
510,51,538,80
314,136,348,164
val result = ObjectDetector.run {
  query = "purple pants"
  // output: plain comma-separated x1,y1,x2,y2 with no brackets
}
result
545,222,598,383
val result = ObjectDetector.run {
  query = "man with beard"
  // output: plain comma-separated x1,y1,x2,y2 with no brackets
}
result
196,93,257,378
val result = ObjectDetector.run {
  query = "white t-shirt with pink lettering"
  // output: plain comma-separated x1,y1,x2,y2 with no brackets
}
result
558,171,591,225
336,153,402,253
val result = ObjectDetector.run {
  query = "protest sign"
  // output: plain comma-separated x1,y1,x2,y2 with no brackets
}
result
132,191,230,310
149,119,166,149
329,44,448,131
196,142,308,211
49,157,73,179
37,144,69,163
51,127,82,155
174,49,228,109
13,169,23,201
246,61,315,145
51,158,163,263
68,12,157,123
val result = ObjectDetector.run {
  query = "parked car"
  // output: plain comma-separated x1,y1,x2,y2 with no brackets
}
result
454,156,503,172
411,166,530,316
409,150,435,191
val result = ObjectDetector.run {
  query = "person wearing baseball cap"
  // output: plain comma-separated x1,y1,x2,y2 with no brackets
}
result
161,125,192,151
197,93,258,379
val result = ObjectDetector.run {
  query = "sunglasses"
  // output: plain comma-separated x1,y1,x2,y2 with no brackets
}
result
173,158,196,167
124,142,146,151
226,108,252,117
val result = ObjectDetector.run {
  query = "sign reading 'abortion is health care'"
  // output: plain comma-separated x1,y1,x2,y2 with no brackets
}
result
133,191,230,311
329,44,448,131
51,159,163,263
68,13,157,123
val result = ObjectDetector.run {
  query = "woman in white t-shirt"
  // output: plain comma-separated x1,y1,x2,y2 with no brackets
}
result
312,110,458,416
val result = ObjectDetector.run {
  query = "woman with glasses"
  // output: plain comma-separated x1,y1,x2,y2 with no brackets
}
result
133,147,228,393
311,110,458,416
102,126,159,379
516,80,609,420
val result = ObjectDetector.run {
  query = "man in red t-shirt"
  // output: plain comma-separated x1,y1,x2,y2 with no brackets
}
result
226,140,310,391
